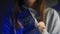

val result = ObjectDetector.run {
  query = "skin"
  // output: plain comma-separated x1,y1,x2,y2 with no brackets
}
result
24,0,36,7
37,21,45,34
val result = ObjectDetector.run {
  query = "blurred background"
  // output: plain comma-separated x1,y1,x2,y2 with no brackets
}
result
0,0,60,34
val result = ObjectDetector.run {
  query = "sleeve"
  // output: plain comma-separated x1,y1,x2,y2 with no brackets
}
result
44,8,60,34
2,17,14,34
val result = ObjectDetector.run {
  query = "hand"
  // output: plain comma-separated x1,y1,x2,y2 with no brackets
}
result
37,21,45,34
